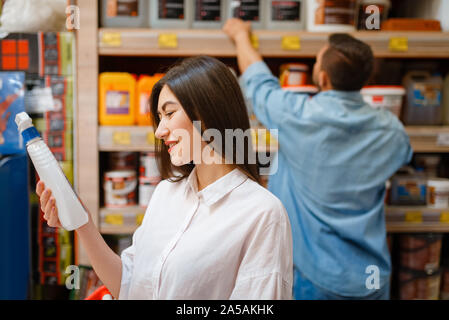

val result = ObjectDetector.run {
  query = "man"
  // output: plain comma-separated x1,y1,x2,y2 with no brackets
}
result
223,19,413,300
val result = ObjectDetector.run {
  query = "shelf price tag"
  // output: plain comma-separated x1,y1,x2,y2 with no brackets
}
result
250,34,259,49
136,213,145,226
158,33,178,49
281,36,301,51
147,132,155,145
389,37,408,52
437,133,449,146
440,211,449,223
113,131,131,146
105,214,124,226
405,211,423,223
101,32,122,47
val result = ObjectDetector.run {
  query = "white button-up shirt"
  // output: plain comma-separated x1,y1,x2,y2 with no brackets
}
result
118,168,293,300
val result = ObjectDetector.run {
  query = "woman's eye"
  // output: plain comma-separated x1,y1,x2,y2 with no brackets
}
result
166,112,174,117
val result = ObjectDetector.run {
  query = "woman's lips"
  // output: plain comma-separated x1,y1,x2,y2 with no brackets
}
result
165,140,179,153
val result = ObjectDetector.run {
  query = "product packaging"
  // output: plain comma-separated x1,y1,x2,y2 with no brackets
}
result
0,72,25,156
149,0,192,28
306,0,357,32
100,0,149,28
99,72,136,126
192,0,226,29
402,71,443,126
228,0,265,29
266,0,304,30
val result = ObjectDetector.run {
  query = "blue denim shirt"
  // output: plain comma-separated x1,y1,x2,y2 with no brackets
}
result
240,61,413,297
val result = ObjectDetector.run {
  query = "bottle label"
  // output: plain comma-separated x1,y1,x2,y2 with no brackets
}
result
412,83,442,108
231,0,260,22
106,90,130,115
158,0,185,20
195,0,222,22
271,0,301,22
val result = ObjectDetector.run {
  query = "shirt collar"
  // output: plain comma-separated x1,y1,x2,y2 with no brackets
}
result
186,167,249,207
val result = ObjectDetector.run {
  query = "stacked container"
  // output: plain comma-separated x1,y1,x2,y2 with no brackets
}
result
100,0,149,28
150,0,193,28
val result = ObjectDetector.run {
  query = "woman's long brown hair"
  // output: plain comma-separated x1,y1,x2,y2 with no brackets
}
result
150,56,261,184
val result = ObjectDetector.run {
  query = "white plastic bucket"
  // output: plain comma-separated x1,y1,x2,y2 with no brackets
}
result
104,170,137,208
139,177,158,208
361,85,406,117
427,179,449,209
306,0,357,32
140,152,161,183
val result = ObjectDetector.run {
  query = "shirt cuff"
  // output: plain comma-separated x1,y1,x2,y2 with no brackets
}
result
240,61,273,86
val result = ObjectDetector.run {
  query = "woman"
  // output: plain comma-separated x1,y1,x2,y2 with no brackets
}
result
36,56,293,300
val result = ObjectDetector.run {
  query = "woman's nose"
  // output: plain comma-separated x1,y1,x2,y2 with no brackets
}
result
155,121,169,140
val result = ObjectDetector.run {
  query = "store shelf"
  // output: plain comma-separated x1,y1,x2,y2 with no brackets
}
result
386,206,449,233
98,126,279,153
99,28,449,58
406,126,449,153
99,126,156,152
99,206,145,235
98,205,449,235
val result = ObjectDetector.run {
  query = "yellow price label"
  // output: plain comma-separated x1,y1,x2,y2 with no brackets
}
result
158,33,178,49
250,34,259,49
113,131,131,146
101,32,122,47
440,212,449,223
105,214,124,226
281,36,301,51
389,37,408,52
405,211,423,223
136,213,145,226
147,132,155,145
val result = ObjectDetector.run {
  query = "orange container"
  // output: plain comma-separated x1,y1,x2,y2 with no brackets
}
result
99,72,136,126
136,74,164,126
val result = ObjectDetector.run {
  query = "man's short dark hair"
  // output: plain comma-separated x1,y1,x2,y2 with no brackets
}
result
322,33,374,91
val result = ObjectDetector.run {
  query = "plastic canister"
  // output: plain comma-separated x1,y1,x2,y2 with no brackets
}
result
306,0,357,32
265,0,304,30
100,0,149,28
140,151,161,183
99,73,136,126
279,63,309,87
136,74,164,126
139,177,158,207
361,85,406,118
228,0,266,29
357,0,390,30
402,71,443,126
427,179,449,209
104,170,137,208
149,0,192,28
389,168,427,206
192,0,226,29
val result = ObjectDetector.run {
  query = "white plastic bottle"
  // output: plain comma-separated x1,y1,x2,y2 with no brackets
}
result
266,0,304,30
15,112,88,231
227,0,265,29
192,0,226,29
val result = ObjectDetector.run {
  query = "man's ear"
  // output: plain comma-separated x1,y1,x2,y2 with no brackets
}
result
319,71,328,90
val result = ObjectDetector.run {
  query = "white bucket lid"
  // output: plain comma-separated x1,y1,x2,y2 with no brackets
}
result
105,170,136,179
428,178,449,190
361,86,406,96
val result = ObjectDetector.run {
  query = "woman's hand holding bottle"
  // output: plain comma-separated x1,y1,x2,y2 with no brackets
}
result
36,180,62,228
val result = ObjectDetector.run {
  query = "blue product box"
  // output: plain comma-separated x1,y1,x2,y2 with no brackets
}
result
0,72,26,156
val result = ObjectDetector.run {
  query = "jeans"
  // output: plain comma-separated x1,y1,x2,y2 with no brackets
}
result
293,267,390,300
